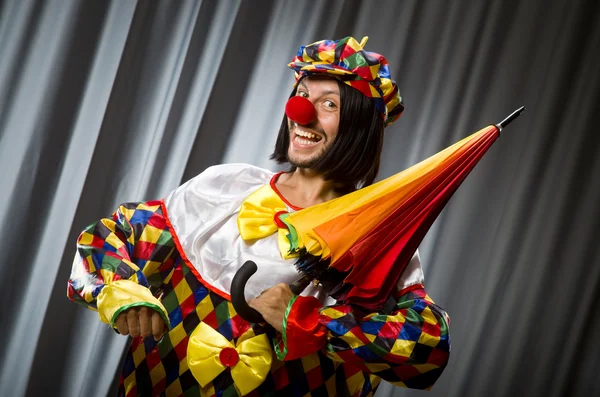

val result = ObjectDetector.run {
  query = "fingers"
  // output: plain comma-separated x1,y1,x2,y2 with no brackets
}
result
127,308,140,337
119,307,161,338
248,298,259,310
114,307,168,340
115,313,129,335
151,311,165,341
138,307,152,338
246,286,293,332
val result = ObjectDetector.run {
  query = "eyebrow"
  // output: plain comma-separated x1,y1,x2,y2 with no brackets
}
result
321,90,340,96
298,80,340,96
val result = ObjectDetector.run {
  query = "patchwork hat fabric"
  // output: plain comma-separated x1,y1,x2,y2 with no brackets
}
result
288,36,404,127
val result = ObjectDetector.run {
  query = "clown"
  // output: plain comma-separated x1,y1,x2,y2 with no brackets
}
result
68,36,450,397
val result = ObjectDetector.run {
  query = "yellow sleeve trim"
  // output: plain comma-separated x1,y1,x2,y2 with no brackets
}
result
97,279,169,328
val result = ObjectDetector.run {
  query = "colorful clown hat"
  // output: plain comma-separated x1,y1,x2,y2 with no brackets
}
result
288,36,404,127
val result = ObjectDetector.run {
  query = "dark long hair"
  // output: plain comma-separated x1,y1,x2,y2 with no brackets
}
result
270,78,385,191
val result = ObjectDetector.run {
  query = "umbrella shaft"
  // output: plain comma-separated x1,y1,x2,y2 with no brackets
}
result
289,274,313,295
497,106,525,129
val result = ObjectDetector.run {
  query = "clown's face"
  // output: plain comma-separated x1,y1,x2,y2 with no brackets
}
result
287,76,340,168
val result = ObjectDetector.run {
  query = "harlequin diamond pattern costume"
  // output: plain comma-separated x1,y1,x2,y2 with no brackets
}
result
67,37,450,397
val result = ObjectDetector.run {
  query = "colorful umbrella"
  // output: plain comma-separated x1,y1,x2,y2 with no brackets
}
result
232,107,525,321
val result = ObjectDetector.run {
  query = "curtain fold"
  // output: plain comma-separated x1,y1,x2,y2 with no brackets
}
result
0,0,598,396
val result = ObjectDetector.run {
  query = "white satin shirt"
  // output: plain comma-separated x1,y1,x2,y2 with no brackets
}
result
164,163,424,306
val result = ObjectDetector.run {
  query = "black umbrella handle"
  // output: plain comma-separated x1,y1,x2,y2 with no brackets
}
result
231,261,313,323
231,261,265,323
496,106,525,131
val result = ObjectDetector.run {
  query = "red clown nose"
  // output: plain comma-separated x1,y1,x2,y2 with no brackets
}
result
285,96,316,125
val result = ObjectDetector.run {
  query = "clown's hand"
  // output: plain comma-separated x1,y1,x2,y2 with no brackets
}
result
248,283,294,332
115,306,167,341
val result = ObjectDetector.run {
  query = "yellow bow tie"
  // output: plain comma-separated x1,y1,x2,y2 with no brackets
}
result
237,184,298,259
187,322,273,396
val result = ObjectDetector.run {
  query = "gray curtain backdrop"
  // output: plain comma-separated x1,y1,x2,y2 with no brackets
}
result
0,0,598,396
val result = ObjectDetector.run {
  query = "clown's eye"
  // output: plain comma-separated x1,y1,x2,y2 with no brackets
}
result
324,100,337,109
297,91,309,98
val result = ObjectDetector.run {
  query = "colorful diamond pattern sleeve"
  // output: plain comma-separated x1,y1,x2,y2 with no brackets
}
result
277,287,450,390
67,201,177,326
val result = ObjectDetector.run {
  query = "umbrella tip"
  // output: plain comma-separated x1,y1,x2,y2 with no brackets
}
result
496,106,525,130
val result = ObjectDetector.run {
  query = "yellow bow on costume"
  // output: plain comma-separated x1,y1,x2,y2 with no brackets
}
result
187,322,273,396
237,184,299,259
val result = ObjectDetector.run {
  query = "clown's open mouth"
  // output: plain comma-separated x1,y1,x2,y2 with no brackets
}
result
294,129,322,145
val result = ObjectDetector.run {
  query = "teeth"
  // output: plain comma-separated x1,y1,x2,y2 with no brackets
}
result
294,136,317,145
295,129,318,139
